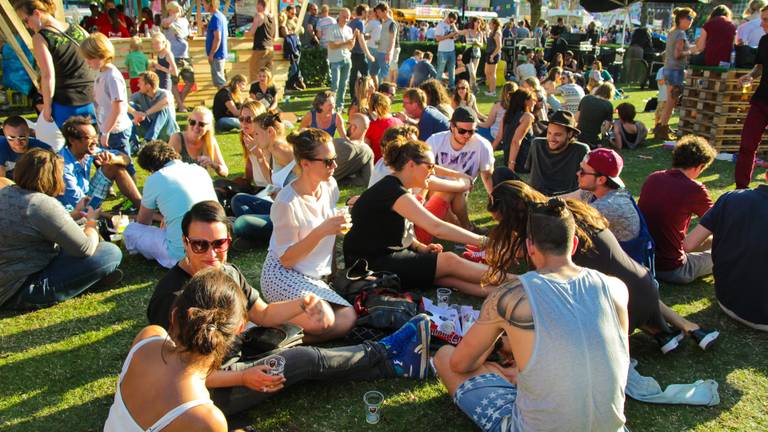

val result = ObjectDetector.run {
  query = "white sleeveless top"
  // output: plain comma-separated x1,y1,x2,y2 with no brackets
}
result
103,336,213,432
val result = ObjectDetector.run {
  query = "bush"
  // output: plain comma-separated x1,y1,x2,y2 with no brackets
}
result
298,41,488,87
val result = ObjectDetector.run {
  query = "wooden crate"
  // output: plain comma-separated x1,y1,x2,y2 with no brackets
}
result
678,67,768,152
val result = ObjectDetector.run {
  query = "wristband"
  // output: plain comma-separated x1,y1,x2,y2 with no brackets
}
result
479,235,489,250
85,219,99,228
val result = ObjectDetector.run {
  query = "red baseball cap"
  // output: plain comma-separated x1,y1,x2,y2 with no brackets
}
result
585,148,625,189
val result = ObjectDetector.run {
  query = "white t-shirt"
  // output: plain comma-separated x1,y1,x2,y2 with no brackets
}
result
366,19,381,51
557,83,586,113
268,177,340,279
435,21,455,52
327,24,354,63
142,160,217,261
426,131,494,180
94,64,132,133
516,63,537,81
656,67,668,103
737,17,765,48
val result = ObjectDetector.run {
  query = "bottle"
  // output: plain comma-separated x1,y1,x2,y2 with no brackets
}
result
730,48,736,68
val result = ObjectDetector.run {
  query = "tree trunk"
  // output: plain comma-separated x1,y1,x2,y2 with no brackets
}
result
530,0,542,28
640,2,649,26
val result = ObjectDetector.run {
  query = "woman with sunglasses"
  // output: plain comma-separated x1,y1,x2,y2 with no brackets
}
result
230,110,299,247
451,79,487,122
344,137,490,297
260,128,356,341
249,67,278,111
212,74,248,133
105,269,245,431
0,148,122,309
299,91,347,139
485,180,719,353
170,106,229,178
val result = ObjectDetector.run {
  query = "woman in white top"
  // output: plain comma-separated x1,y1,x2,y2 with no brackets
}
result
459,17,485,92
232,109,299,245
260,128,356,342
104,269,255,432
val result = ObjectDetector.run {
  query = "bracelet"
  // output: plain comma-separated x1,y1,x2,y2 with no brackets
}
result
479,235,489,250
85,219,99,228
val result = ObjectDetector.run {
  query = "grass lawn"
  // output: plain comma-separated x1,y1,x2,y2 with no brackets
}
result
1,86,767,431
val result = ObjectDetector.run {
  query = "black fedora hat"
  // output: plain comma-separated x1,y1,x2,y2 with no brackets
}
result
542,110,580,135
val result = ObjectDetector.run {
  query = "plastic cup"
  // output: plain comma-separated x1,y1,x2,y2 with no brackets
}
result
337,206,352,234
436,288,451,308
109,234,123,247
363,390,384,424
259,354,286,376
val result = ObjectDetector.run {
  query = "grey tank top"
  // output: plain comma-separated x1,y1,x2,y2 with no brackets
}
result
511,269,628,432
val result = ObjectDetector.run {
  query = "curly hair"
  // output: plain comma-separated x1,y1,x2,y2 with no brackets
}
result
137,140,181,172
671,135,717,169
483,181,608,285
418,79,451,109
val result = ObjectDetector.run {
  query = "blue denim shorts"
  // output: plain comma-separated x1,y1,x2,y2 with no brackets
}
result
663,68,685,87
453,373,517,432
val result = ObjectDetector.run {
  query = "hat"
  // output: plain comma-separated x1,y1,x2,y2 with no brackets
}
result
585,148,625,189
542,110,580,135
451,106,477,124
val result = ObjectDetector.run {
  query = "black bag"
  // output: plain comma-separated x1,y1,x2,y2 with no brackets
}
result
353,288,421,330
332,259,402,301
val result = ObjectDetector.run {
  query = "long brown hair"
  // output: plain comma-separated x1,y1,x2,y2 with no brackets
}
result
483,180,609,285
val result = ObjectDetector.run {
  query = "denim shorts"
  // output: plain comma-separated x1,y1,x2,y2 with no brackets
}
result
453,373,517,432
663,68,685,87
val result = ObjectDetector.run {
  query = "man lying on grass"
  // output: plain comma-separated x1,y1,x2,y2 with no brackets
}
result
147,200,432,416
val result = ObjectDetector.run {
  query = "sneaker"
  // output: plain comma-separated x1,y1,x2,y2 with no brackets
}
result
93,269,123,290
379,314,431,379
654,329,684,354
484,91,496,97
462,249,486,263
690,328,719,351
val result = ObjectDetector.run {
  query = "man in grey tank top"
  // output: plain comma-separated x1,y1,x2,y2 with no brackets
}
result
434,198,630,432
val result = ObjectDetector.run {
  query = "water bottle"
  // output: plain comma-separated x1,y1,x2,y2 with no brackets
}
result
730,48,736,68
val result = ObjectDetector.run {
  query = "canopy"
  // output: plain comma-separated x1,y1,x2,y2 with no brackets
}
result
579,0,709,13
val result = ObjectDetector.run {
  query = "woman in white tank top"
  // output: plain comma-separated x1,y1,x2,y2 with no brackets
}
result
104,269,254,432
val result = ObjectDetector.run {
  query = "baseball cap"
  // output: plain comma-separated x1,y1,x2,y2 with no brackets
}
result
585,148,625,189
451,106,477,124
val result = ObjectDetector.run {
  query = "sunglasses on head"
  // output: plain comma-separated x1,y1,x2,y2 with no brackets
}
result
455,126,476,136
185,236,231,254
189,119,208,128
309,156,337,167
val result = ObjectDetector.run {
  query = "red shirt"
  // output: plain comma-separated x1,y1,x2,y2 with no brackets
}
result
365,116,403,161
638,169,713,271
703,16,736,66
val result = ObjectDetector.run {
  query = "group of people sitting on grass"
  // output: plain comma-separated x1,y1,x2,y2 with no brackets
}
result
1,1,768,430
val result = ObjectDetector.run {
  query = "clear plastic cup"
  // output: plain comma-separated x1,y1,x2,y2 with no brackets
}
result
436,288,451,308
337,206,352,234
258,354,286,376
363,390,385,424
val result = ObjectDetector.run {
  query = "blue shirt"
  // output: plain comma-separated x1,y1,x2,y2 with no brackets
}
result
206,10,228,60
59,145,98,209
396,57,418,87
349,17,365,54
418,106,450,141
0,137,50,178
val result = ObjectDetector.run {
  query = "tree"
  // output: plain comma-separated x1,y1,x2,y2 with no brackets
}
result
531,0,542,28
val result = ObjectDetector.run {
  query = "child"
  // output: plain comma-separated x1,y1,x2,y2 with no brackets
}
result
150,32,178,94
80,33,134,163
125,36,149,94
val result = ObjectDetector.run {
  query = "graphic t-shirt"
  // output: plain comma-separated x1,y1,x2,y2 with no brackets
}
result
426,130,494,179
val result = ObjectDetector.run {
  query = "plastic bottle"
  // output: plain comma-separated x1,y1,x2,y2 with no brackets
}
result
730,48,736,68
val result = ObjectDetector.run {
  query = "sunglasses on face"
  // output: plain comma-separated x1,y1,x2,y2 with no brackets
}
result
309,156,338,168
458,87,469,90
455,126,476,136
185,236,231,254
189,119,208,128
6,135,29,142
239,115,255,123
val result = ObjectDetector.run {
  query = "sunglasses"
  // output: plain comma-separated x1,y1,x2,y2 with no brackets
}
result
188,119,208,128
458,86,469,90
309,156,337,167
185,236,231,254
5,135,29,142
455,127,476,136
239,115,255,123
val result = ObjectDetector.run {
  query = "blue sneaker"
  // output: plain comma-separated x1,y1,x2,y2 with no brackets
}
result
379,314,431,379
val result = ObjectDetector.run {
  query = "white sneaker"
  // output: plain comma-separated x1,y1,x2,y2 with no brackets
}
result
484,91,496,97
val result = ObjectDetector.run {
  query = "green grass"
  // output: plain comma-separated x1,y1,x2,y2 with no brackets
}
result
1,87,767,431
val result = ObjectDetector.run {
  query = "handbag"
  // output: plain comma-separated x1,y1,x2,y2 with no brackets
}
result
332,259,402,301
222,323,305,368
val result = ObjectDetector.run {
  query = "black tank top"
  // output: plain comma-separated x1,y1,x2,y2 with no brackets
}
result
486,30,498,55
253,15,275,50
40,25,95,106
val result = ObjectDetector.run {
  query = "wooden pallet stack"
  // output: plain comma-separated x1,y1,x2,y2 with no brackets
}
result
679,67,768,152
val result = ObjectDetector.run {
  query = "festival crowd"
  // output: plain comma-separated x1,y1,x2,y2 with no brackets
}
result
0,0,767,431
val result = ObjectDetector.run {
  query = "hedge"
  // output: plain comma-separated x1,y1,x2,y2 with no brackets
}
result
298,41,487,87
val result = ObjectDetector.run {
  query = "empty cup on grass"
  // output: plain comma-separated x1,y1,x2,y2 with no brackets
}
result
436,288,451,307
363,390,384,424
259,354,286,376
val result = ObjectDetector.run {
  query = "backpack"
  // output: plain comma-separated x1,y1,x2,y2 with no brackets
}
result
619,195,656,276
